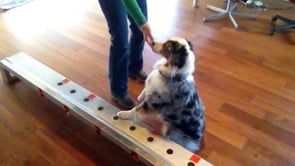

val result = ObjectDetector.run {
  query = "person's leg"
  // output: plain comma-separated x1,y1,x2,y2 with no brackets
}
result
98,0,135,109
98,0,128,97
127,0,148,76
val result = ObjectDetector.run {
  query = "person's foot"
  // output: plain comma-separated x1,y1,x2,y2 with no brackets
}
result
111,94,135,110
128,70,147,83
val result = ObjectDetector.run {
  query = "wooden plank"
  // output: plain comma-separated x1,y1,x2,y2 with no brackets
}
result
197,78,266,119
251,95,295,120
220,103,295,147
264,112,295,134
228,119,295,163
202,132,261,166
207,151,242,166
242,140,293,166
206,118,248,149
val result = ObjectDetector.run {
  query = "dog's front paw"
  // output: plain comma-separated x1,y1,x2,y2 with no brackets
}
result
161,126,169,136
116,110,134,120
137,90,145,101
161,122,170,136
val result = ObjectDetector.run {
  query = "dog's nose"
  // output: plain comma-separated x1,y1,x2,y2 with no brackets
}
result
151,42,156,52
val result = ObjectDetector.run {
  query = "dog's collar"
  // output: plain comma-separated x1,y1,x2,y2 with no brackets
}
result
159,71,186,82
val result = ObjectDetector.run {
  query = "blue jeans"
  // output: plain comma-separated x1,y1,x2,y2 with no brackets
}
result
98,0,147,97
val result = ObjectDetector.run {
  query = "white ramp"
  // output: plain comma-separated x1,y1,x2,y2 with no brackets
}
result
0,52,213,166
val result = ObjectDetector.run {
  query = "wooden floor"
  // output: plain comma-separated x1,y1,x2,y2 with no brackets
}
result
0,0,295,165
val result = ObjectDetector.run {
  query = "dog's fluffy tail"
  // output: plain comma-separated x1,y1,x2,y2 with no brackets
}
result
169,128,201,153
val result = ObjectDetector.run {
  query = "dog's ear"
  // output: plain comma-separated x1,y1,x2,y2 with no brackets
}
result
185,39,193,51
177,45,188,68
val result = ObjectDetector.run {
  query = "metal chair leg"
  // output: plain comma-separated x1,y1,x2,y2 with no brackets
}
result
203,0,256,28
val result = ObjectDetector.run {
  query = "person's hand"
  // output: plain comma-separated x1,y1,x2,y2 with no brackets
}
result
141,23,154,47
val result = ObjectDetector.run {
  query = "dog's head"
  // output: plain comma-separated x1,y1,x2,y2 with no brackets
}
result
152,37,195,79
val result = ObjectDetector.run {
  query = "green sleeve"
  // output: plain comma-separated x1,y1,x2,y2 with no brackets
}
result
121,0,147,26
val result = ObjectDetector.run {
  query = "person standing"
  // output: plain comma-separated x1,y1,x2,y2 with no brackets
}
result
97,0,154,109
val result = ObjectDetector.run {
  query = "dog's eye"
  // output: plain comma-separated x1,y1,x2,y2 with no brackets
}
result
165,42,174,54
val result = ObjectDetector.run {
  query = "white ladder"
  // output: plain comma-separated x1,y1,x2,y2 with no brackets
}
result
0,52,213,166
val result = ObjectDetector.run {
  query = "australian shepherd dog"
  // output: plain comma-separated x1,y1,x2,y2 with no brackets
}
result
117,37,205,152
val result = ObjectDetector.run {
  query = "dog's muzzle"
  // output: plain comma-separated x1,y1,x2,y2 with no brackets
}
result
152,42,163,54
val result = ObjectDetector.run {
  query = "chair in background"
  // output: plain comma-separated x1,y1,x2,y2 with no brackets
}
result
193,0,199,7
270,15,295,35
203,0,256,28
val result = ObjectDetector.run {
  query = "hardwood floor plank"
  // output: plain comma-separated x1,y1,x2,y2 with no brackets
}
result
196,45,294,102
220,103,295,147
197,66,255,102
284,80,295,91
0,135,53,166
197,77,267,119
243,140,293,166
228,120,295,163
201,132,265,166
207,151,242,166
0,41,18,56
25,130,80,165
205,107,235,126
52,27,108,54
251,95,295,120
36,30,84,51
206,118,248,149
264,111,295,134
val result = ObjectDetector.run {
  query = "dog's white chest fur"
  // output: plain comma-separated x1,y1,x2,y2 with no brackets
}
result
137,69,168,101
